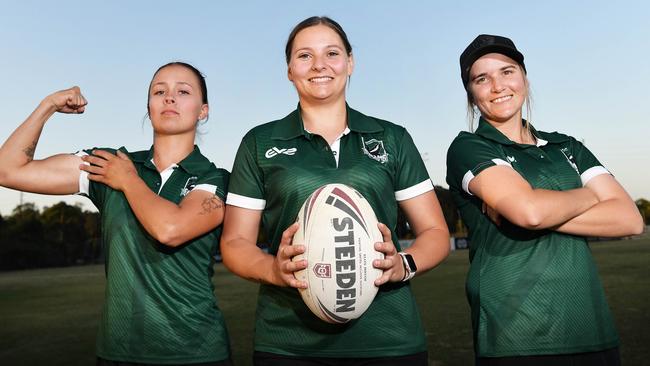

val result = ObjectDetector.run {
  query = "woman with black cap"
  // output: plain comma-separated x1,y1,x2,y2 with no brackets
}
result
446,34,643,365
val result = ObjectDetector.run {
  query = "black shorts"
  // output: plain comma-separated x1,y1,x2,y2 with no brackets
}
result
476,347,620,366
253,351,428,366
96,357,233,366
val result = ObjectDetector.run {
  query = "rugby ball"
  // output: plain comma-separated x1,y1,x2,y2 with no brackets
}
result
292,183,384,323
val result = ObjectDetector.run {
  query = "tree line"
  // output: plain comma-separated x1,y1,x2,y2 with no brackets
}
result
1,189,647,271
0,202,101,271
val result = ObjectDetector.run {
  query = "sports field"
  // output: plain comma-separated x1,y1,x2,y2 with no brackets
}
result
0,237,648,365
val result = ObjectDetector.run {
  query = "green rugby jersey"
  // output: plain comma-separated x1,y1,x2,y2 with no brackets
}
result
80,145,231,364
446,118,618,357
227,105,433,357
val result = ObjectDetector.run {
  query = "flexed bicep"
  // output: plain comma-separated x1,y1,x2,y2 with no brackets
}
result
0,87,88,195
0,153,83,195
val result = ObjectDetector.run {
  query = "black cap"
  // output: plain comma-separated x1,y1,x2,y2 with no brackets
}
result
460,34,525,88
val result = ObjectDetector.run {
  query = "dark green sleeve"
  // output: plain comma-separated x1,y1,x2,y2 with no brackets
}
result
194,167,229,201
446,133,509,195
80,147,116,210
568,137,610,185
227,133,266,209
393,128,433,199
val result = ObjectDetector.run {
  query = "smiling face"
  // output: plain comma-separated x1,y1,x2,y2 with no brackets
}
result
468,53,527,125
287,24,354,105
148,64,208,137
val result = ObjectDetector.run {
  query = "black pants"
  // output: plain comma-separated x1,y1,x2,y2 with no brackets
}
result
97,357,234,366
253,351,428,366
476,347,620,366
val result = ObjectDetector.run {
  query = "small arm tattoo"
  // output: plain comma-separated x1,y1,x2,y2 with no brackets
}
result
23,140,37,161
199,195,224,215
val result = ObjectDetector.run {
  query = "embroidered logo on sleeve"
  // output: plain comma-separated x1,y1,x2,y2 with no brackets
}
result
361,137,388,163
180,176,198,197
265,147,297,159
507,155,517,163
560,147,579,174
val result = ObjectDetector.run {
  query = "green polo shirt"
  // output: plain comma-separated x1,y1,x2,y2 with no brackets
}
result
446,118,618,357
227,105,432,357
81,145,230,364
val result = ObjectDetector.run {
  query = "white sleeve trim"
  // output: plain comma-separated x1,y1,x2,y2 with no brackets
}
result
394,179,434,201
461,158,512,195
193,183,217,194
581,166,610,186
75,151,90,196
226,192,266,210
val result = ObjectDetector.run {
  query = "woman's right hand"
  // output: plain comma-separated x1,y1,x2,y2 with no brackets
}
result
273,222,308,289
43,86,87,114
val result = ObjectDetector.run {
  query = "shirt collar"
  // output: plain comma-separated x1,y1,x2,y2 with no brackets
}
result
475,117,568,147
128,145,207,175
271,103,383,140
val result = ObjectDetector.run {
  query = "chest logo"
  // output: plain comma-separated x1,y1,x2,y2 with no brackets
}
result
361,137,388,164
265,147,297,159
180,176,198,197
560,147,579,174
507,155,517,163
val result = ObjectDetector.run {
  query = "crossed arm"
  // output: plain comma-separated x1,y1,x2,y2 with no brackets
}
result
470,165,644,237
80,150,225,247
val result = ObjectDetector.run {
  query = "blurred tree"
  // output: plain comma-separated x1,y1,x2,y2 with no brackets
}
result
83,211,102,263
41,202,87,266
636,199,649,226
0,203,50,270
434,185,459,234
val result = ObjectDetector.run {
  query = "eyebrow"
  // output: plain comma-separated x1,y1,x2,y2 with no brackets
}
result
152,81,194,88
294,44,344,53
470,65,517,81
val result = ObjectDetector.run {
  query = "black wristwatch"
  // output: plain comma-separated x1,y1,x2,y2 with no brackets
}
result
398,252,417,281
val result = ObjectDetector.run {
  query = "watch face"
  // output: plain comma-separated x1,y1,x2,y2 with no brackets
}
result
404,253,417,272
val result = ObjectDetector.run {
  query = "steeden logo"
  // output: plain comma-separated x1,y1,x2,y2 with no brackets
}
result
265,147,297,159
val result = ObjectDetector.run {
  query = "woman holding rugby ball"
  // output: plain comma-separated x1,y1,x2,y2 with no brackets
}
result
446,34,643,365
0,62,232,365
221,16,449,366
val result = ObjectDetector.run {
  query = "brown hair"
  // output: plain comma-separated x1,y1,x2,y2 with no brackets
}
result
285,16,352,64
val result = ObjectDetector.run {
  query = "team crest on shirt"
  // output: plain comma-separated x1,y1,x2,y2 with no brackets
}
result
180,176,198,197
560,147,579,174
361,137,388,164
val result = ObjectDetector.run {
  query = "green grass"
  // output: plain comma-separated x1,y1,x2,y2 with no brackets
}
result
0,237,648,365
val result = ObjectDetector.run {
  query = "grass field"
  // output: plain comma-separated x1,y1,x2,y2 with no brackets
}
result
0,237,648,365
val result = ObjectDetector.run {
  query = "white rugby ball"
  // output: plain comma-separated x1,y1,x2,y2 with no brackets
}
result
292,183,384,323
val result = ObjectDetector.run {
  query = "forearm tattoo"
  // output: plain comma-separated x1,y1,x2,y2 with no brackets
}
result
199,195,224,215
23,140,37,161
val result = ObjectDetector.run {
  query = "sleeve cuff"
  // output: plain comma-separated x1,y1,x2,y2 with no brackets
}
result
461,158,512,195
581,166,610,186
394,179,434,201
226,192,266,210
75,151,90,196
193,183,217,194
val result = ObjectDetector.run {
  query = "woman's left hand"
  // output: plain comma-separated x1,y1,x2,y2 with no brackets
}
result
80,150,138,191
373,223,406,286
482,201,502,226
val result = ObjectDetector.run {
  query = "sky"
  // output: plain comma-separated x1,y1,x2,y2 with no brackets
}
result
0,0,648,215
